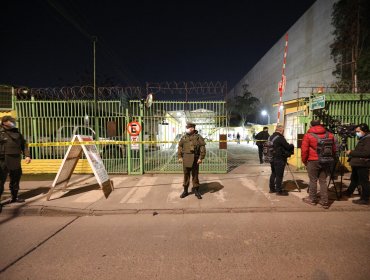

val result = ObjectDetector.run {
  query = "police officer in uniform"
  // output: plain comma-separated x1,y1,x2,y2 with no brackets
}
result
0,116,31,206
178,122,206,199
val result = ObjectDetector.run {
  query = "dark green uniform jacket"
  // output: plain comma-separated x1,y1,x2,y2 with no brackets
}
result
0,126,30,170
178,131,206,168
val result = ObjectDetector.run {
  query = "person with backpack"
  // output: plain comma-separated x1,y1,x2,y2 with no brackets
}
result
268,125,294,195
343,123,370,205
301,120,336,209
255,127,269,164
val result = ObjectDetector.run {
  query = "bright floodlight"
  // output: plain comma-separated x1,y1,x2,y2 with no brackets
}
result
261,110,267,116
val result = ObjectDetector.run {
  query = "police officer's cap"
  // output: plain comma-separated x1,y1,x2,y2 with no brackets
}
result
1,115,16,123
186,121,196,128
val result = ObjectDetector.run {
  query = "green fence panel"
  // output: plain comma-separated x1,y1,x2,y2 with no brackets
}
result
312,93,370,150
16,99,128,174
15,98,228,174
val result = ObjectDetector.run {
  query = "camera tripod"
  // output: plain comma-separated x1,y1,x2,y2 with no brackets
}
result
285,162,301,192
327,137,352,200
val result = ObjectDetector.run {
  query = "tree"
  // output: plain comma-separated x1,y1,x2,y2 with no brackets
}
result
330,0,370,92
232,85,260,127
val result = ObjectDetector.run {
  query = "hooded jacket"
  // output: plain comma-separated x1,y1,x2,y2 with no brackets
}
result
301,125,336,164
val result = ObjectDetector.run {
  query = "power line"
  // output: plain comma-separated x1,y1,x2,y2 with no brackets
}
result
46,0,139,85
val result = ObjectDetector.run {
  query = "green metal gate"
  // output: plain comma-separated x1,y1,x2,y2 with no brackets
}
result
14,90,228,174
128,100,228,174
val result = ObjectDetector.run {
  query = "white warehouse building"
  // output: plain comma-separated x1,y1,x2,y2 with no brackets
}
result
230,0,337,128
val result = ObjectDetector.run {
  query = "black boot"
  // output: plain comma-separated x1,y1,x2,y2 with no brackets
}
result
193,187,202,199
10,190,25,203
180,187,189,199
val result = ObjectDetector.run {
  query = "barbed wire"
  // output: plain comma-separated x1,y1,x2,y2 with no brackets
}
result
297,80,370,94
146,81,228,101
15,86,143,100
15,82,228,101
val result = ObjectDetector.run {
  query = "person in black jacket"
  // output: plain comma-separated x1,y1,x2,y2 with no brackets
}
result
344,123,370,205
269,125,294,196
0,116,31,205
255,127,269,164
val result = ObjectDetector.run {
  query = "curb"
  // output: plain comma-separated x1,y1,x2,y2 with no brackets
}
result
1,205,369,217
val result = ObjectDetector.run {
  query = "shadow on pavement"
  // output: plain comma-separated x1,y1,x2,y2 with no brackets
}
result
198,181,224,195
283,179,308,192
18,187,50,200
59,183,101,199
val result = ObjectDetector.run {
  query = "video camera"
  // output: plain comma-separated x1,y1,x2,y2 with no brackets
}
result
327,119,356,138
337,124,357,138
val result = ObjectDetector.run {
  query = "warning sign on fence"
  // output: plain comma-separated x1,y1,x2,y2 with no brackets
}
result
127,121,142,136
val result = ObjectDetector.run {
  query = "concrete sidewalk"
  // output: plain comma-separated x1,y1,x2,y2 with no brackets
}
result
1,161,368,216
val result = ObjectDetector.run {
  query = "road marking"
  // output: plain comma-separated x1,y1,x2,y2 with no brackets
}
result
120,177,157,204
167,178,182,203
111,177,128,187
239,177,279,202
73,190,104,203
120,187,137,203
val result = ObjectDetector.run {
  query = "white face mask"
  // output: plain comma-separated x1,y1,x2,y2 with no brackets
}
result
186,128,192,134
4,122,15,128
356,132,363,138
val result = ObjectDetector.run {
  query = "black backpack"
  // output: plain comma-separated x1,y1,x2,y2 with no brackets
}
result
309,132,334,164
263,135,280,163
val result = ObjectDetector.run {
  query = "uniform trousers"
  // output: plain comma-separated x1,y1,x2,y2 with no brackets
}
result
183,160,200,189
0,159,22,198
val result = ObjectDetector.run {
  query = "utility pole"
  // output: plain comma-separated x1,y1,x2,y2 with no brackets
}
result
277,33,288,123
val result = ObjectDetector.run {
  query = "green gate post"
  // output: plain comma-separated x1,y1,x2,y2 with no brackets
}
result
31,95,39,159
126,108,132,174
138,101,144,174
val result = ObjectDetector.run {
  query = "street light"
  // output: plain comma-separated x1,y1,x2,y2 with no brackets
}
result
261,110,270,124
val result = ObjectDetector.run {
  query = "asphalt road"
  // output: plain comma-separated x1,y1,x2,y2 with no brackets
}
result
1,212,369,280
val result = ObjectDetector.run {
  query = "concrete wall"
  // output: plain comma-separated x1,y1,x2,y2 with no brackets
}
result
230,0,337,122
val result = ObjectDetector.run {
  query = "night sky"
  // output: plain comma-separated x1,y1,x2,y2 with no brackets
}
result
1,0,316,89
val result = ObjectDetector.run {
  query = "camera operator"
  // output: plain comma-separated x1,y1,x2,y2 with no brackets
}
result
344,123,370,205
301,120,336,209
269,125,294,196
